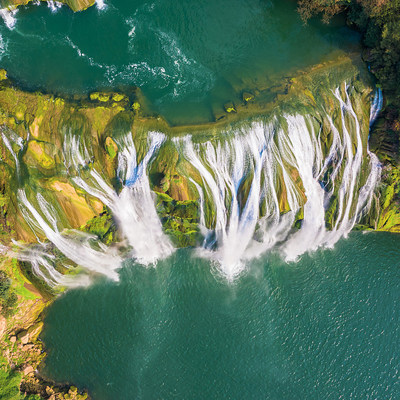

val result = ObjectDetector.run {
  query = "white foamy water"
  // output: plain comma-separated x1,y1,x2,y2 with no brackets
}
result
71,132,174,265
47,0,63,12
370,88,383,126
0,8,17,30
95,0,106,10
1,128,23,177
18,190,122,282
178,85,381,279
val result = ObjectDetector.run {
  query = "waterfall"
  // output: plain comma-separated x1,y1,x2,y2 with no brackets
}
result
18,190,122,282
71,132,174,265
5,84,381,284
1,129,23,177
370,88,383,126
178,85,380,278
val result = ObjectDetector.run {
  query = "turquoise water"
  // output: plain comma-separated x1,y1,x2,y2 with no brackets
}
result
0,0,359,123
42,233,400,399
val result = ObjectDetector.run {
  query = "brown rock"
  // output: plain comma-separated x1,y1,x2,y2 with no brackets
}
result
23,365,34,375
18,330,30,344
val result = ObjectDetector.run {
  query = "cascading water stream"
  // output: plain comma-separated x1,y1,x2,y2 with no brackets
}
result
1,128,23,177
370,88,383,126
18,189,122,282
3,84,382,284
71,132,174,265
177,85,381,278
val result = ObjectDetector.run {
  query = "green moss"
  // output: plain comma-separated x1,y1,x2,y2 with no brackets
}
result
0,361,23,400
382,184,395,210
325,196,338,230
156,193,200,247
132,102,141,111
105,137,118,159
112,93,125,102
82,209,116,245
6,259,38,301
0,270,18,317
89,92,110,102
294,207,304,229
224,102,236,113
25,140,55,170
242,92,255,103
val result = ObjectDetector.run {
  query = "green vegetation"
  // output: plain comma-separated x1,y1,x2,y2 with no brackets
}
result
0,358,43,400
82,209,117,245
0,270,17,317
156,193,200,247
298,0,400,116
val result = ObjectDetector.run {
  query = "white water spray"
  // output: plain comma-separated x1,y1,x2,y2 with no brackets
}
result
95,0,106,10
71,132,174,265
0,8,18,30
370,88,383,125
47,0,63,12
18,190,122,282
179,85,380,278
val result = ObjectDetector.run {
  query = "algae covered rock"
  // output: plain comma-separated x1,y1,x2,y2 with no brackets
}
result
82,209,117,244
90,92,110,102
156,192,200,247
242,91,255,103
0,69,7,81
24,140,56,171
224,102,237,113
105,136,118,159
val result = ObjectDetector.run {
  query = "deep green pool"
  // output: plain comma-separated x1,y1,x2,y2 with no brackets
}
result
41,232,400,399
0,0,360,123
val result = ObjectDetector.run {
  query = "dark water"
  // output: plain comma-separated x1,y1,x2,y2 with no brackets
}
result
42,232,400,399
0,0,359,123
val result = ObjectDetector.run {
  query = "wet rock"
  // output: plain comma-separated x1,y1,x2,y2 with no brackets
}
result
242,91,255,102
224,102,236,113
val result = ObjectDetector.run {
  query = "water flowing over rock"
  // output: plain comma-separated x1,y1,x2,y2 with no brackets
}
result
72,132,174,265
175,85,380,278
0,75,384,284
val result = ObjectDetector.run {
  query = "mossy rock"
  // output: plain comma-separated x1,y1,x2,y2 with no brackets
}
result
224,102,236,113
24,140,56,170
90,92,110,102
112,93,126,102
105,137,118,159
82,209,117,244
0,69,7,81
242,91,255,103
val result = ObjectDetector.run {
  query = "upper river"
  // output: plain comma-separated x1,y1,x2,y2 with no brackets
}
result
0,0,360,124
